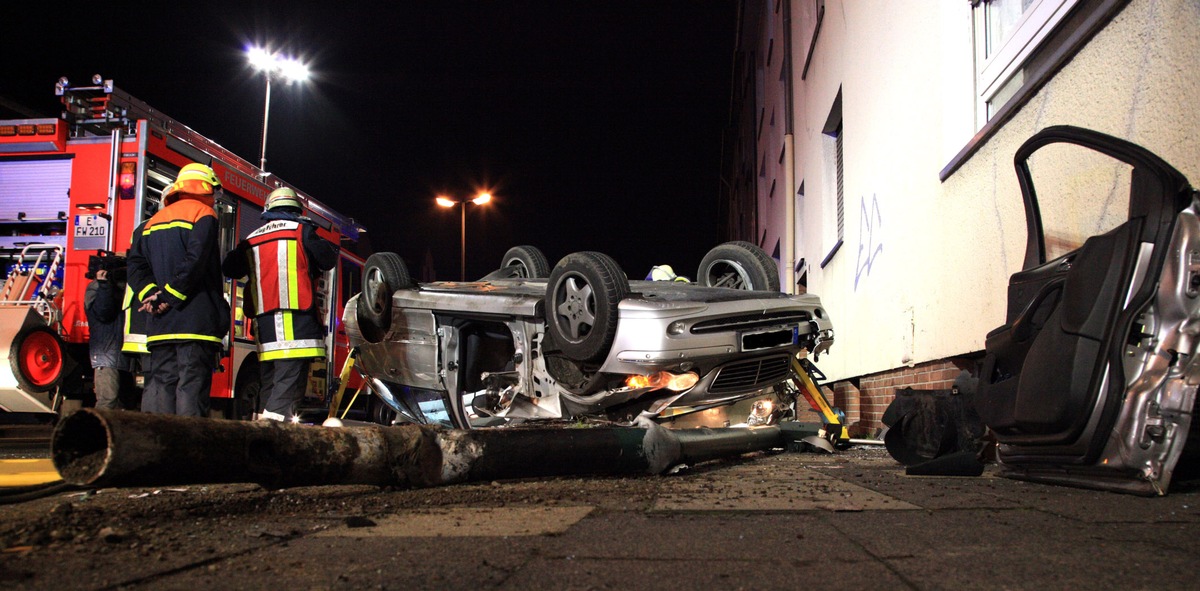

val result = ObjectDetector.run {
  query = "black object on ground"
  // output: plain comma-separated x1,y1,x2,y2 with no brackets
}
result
883,371,987,476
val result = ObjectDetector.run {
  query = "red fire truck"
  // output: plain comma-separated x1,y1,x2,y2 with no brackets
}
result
0,76,369,420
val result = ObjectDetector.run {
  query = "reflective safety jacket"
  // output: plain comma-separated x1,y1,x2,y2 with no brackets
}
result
223,212,338,361
246,219,313,314
121,284,149,355
126,195,230,346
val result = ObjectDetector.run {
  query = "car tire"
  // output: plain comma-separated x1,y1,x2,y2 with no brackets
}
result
10,325,65,394
697,241,781,291
368,392,397,426
545,251,629,363
501,245,550,279
357,252,415,343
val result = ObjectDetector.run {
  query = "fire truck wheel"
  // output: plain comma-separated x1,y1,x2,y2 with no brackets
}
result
10,325,65,394
501,245,550,279
229,361,262,421
358,253,415,343
545,251,629,363
697,241,781,292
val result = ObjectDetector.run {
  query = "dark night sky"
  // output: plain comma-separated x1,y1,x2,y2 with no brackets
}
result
1,1,735,281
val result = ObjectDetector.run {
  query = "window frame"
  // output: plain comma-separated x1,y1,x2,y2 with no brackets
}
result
974,0,1080,121
820,90,843,269
940,0,1131,181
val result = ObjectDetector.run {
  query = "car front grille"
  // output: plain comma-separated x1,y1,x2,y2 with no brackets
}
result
708,354,793,394
690,310,812,334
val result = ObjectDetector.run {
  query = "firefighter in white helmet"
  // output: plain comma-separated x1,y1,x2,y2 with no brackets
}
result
223,187,338,421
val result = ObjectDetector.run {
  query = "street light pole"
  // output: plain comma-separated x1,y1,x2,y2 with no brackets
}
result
259,73,271,171
246,46,310,173
459,202,467,281
437,193,492,281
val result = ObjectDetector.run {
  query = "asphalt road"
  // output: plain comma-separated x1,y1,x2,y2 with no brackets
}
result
1,439,1197,590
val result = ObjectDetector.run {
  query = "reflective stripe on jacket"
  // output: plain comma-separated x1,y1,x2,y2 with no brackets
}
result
246,220,313,314
121,284,149,355
256,309,326,361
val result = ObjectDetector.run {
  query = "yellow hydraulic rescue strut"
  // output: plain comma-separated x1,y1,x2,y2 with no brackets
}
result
327,349,361,421
790,356,850,445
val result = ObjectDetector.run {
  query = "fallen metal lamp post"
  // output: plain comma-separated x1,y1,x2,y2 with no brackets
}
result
51,409,785,490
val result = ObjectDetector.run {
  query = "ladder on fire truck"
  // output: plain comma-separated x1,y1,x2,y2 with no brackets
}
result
0,244,67,414
58,77,359,228
1,243,65,325
58,77,252,176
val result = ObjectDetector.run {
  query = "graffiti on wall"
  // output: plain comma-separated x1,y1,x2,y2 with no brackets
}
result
855,194,883,291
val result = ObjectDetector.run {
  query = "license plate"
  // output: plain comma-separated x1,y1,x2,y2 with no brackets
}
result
740,326,795,351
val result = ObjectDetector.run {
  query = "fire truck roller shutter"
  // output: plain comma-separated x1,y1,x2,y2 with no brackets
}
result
0,159,71,249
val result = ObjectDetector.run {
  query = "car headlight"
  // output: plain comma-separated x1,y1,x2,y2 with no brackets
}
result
625,370,699,391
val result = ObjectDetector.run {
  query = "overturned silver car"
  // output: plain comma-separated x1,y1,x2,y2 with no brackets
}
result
344,242,834,429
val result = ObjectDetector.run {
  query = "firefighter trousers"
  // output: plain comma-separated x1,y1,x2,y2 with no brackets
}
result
143,341,220,416
261,357,314,419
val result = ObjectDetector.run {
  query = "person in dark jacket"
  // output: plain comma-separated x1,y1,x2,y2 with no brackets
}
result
84,258,130,409
126,163,230,416
223,187,338,421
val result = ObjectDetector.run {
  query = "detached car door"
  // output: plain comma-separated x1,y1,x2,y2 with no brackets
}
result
977,125,1199,495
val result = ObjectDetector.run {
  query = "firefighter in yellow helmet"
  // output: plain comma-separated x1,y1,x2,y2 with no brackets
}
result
126,163,230,416
222,187,338,421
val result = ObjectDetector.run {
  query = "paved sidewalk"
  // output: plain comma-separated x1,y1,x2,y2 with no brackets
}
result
1,447,1198,590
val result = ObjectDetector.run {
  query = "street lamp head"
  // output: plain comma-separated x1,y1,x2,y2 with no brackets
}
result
436,196,457,208
247,44,312,172
246,46,311,83
247,46,276,72
471,193,492,205
278,58,310,83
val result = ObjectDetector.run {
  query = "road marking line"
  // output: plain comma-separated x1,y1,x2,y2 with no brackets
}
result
0,458,61,487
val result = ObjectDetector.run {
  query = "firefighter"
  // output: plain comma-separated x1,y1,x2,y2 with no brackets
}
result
223,187,338,421
126,163,230,417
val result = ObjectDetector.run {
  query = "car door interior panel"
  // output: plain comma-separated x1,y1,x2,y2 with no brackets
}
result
977,125,1199,495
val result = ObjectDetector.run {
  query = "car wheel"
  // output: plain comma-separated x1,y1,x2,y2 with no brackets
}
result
501,245,550,278
10,325,65,394
368,392,397,426
697,241,781,291
357,252,415,343
545,252,629,362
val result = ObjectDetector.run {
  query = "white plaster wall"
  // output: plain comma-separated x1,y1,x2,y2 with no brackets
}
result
780,0,1200,381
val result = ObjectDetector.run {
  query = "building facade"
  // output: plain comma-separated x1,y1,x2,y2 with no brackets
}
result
722,0,1200,434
